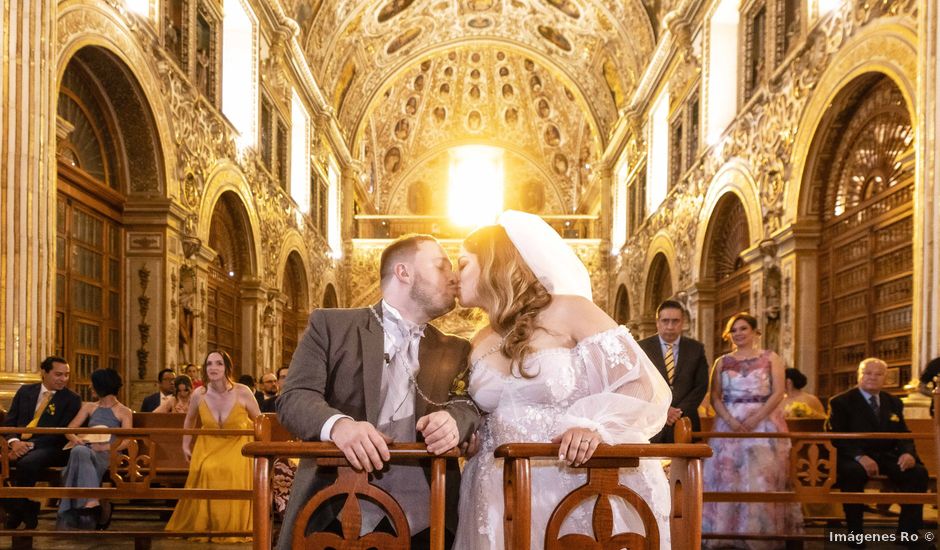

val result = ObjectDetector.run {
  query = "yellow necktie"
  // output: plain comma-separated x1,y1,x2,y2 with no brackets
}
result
21,391,53,440
664,343,675,385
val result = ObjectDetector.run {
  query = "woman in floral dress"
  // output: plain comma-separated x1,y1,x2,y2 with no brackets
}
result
702,312,802,548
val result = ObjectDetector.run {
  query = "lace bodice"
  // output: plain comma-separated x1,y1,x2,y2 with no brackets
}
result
455,325,673,550
469,325,671,448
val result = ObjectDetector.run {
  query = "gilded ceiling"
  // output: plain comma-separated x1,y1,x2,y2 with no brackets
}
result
282,0,658,215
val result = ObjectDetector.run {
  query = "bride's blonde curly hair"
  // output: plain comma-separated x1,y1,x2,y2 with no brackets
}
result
463,225,552,378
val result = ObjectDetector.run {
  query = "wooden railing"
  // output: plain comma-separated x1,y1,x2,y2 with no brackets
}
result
246,415,711,550
684,392,940,544
0,423,253,549
242,414,458,550
496,419,712,550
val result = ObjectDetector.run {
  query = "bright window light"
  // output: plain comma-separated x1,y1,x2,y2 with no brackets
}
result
222,0,257,149
125,0,149,16
448,145,505,227
611,158,629,254
706,0,739,144
646,91,669,215
290,89,310,212
818,0,842,14
327,162,342,259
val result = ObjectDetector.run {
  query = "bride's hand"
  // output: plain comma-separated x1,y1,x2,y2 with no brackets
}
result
552,427,602,467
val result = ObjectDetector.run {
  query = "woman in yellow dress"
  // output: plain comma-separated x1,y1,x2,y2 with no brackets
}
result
166,350,260,542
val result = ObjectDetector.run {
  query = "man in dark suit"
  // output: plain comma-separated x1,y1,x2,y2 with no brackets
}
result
1,356,82,529
638,300,709,443
828,357,927,542
260,366,288,413
139,368,175,412
277,235,481,550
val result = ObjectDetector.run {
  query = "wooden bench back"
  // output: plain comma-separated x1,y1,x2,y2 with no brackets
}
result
131,412,188,472
244,413,457,550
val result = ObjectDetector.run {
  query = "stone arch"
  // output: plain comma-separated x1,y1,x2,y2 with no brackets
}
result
276,229,315,309
700,193,753,356
613,285,631,326
787,23,917,222
643,232,679,310
198,162,263,278
322,283,340,308
800,74,915,397
57,3,177,198
693,159,762,282
280,251,310,368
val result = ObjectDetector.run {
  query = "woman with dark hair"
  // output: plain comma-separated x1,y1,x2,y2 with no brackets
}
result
165,350,259,541
57,368,132,530
453,211,672,549
702,312,802,547
153,375,194,414
782,368,825,418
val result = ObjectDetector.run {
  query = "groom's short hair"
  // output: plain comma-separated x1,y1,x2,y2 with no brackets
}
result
379,234,438,284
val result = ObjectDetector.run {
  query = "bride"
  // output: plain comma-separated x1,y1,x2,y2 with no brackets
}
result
453,210,673,549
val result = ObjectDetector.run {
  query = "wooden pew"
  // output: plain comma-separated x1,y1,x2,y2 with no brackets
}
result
243,413,459,550
692,412,938,544
497,418,713,550
0,423,253,549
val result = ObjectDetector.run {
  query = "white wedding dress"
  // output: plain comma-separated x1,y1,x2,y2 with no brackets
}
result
454,326,673,549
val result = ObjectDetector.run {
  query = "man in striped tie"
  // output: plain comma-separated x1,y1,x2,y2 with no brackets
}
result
638,300,710,443
1,356,82,529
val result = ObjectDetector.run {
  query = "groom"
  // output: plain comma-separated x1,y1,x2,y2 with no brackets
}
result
277,234,480,550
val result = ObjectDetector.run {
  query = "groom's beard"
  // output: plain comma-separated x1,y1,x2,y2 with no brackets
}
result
410,273,456,320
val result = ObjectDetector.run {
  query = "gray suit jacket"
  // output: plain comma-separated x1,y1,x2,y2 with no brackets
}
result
638,335,709,442
276,303,479,548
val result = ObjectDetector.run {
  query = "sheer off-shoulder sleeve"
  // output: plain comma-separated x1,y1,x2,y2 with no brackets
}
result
555,326,671,443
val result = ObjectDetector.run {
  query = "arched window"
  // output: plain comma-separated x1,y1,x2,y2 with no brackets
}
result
281,253,309,368
812,75,914,396
704,194,751,356
55,53,128,400
207,193,252,372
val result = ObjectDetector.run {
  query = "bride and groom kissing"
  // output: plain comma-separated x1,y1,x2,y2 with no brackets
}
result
276,210,673,550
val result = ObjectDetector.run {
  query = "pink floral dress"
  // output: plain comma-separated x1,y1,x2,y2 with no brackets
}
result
702,351,803,549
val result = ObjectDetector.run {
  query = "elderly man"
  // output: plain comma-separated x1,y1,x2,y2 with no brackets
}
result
827,357,927,542
277,234,480,550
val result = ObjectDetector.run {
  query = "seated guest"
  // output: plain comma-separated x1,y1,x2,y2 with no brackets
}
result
165,350,259,542
827,357,927,542
1,356,82,529
153,375,194,414
57,369,133,530
260,366,288,413
782,368,826,418
140,368,176,412
259,372,278,400
185,363,203,388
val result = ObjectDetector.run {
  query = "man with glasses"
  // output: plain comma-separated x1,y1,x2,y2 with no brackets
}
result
638,300,710,443
140,368,176,412
261,366,289,413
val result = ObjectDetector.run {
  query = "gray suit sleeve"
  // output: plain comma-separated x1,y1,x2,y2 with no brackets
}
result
445,340,482,445
277,310,345,441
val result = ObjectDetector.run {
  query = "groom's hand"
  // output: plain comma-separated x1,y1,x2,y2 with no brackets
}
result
331,419,392,472
417,411,460,455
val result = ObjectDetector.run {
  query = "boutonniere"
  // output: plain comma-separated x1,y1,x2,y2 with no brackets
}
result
889,413,900,422
47,402,56,416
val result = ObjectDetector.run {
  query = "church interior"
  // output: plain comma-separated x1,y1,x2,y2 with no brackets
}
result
1,0,939,546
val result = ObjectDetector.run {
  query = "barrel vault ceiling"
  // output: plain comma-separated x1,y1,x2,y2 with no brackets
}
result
282,0,662,215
